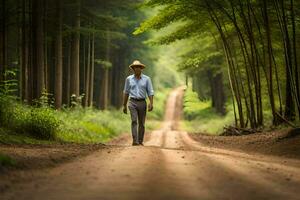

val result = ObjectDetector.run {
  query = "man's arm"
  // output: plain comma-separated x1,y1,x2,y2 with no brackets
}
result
148,95,154,112
123,93,129,114
123,78,130,114
123,93,129,106
146,77,154,112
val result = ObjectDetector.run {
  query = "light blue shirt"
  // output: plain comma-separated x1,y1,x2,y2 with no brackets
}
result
123,74,154,99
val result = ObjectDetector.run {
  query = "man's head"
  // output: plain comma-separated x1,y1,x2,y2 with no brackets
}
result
129,60,145,76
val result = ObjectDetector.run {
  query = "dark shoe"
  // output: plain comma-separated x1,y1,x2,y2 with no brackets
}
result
132,142,139,146
139,142,144,146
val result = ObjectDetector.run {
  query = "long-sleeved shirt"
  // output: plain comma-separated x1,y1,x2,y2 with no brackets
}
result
123,74,154,99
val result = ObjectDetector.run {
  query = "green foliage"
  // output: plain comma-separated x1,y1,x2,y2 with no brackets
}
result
182,87,234,134
95,59,113,69
0,96,60,140
145,20,200,45
0,69,18,96
134,5,182,34
25,107,60,140
0,128,55,144
183,87,211,120
56,107,130,143
70,94,85,108
0,87,171,144
0,69,60,140
33,88,54,107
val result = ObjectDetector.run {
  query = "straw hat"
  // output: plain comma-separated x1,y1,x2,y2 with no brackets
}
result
129,60,146,69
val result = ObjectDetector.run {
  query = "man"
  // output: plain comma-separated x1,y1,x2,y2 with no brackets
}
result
123,60,154,146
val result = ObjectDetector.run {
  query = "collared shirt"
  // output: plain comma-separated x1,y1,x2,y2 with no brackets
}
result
123,74,154,99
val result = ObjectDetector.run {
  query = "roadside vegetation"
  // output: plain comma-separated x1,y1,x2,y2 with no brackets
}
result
0,86,170,145
181,86,293,135
181,87,234,135
0,153,16,168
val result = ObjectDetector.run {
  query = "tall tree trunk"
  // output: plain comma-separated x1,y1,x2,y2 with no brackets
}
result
65,40,71,106
205,1,245,127
27,0,33,103
54,0,63,109
277,0,296,121
100,29,111,110
20,0,28,101
88,32,94,107
213,72,226,115
262,0,278,125
32,0,45,100
0,0,7,82
84,33,91,107
44,0,49,94
290,0,300,118
70,0,80,99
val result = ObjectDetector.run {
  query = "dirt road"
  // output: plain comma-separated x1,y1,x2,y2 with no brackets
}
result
2,87,300,200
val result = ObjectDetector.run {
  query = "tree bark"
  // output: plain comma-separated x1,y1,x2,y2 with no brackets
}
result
89,32,95,107
32,0,45,100
84,33,91,107
70,0,80,99
54,0,63,109
20,0,28,101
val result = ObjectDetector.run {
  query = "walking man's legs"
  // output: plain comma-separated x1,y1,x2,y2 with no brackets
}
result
137,101,146,144
128,101,139,144
128,100,147,145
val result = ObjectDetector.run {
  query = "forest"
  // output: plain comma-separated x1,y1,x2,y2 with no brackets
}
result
0,0,157,109
0,0,299,141
1,1,300,199
134,0,300,130
0,0,176,143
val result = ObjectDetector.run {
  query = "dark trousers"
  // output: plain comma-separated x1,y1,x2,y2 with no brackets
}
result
128,99,147,144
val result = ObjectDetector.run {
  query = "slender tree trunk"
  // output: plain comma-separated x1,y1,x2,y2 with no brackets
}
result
66,40,71,106
32,0,45,100
206,0,245,127
27,0,33,103
44,0,49,94
20,0,28,101
262,0,278,125
84,33,91,107
278,0,296,121
290,0,300,118
88,32,94,107
70,0,80,99
101,29,111,110
0,0,7,82
54,0,63,109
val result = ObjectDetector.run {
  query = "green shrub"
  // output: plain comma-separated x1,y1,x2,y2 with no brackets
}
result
55,107,131,143
183,88,211,120
0,95,59,140
24,107,60,140
182,87,235,135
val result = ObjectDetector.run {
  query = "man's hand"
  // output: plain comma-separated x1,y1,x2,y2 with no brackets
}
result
148,103,153,112
123,105,127,114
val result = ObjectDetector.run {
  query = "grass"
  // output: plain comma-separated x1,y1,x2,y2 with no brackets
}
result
0,128,55,144
55,108,131,143
180,87,235,135
0,88,171,145
0,152,17,167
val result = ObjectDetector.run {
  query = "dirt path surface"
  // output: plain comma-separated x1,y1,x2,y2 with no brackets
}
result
1,86,300,200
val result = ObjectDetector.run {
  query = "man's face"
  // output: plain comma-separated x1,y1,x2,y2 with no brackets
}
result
133,65,142,74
